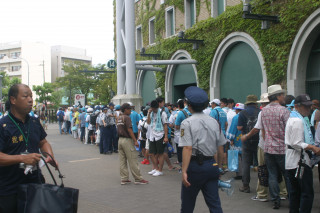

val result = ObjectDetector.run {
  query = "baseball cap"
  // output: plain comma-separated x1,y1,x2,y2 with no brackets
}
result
210,99,220,105
234,103,245,110
295,94,313,106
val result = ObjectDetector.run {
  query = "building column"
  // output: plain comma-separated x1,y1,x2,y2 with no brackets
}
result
124,0,136,94
116,0,126,95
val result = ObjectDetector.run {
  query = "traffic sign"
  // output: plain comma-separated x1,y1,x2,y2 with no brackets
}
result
107,60,117,69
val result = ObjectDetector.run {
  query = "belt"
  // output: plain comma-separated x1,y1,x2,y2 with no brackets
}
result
190,156,213,161
287,145,294,150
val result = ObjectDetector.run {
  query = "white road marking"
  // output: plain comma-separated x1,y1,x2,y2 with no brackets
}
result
69,158,101,163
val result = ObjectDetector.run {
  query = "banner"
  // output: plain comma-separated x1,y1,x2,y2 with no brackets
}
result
74,94,85,107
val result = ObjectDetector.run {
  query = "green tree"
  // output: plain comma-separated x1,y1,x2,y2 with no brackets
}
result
0,71,22,103
55,62,117,106
32,82,54,107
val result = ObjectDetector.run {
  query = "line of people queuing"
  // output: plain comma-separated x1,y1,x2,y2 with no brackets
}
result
55,84,320,212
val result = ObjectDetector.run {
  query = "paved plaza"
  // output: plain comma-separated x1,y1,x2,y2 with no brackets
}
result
43,124,320,213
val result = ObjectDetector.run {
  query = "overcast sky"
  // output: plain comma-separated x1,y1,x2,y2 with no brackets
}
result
0,0,114,65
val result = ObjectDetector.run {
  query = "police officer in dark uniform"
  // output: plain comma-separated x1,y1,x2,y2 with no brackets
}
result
179,86,226,213
0,84,57,213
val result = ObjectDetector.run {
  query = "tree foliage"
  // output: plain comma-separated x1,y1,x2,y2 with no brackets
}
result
32,82,55,106
55,62,117,106
0,71,22,103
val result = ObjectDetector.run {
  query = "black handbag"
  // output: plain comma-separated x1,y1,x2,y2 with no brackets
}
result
17,153,79,213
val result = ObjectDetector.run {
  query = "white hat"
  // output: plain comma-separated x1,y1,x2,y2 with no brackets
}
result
257,93,269,103
210,99,220,105
87,108,93,113
127,102,134,106
268,85,286,96
234,103,244,110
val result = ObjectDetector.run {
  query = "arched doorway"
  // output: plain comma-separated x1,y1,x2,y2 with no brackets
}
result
220,42,263,103
165,50,198,103
287,8,320,96
306,34,320,100
137,70,156,105
172,62,197,102
210,32,267,102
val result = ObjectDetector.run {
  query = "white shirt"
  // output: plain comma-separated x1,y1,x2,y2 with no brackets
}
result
86,114,94,130
149,110,168,141
203,107,211,115
285,117,311,169
226,109,236,133
138,117,148,140
169,112,180,144
254,112,264,149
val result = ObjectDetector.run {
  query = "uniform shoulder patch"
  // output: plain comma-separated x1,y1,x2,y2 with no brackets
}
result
181,129,184,137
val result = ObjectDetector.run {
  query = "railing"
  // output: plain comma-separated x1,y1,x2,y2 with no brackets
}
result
36,109,58,123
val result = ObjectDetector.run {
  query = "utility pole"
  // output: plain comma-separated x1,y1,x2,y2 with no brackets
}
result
39,60,45,84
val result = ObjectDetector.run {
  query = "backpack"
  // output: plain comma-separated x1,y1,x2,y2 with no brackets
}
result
242,110,259,141
141,120,148,140
58,111,64,122
90,114,97,126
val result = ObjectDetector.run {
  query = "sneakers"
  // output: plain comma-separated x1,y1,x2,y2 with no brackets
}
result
239,185,250,193
148,169,157,175
152,171,163,176
273,201,280,209
134,179,149,185
144,159,150,165
121,180,132,185
280,196,287,200
141,159,150,165
251,196,268,202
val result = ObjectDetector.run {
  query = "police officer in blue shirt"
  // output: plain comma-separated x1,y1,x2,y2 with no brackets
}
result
179,86,226,213
0,84,57,213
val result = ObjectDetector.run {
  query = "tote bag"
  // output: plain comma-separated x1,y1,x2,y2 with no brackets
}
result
17,153,79,213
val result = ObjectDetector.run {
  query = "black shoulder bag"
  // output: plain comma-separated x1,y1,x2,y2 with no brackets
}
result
17,152,79,213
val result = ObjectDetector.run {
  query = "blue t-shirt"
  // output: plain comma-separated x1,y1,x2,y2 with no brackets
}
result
226,114,242,149
175,108,192,126
210,106,227,136
79,112,86,127
130,110,140,133
85,114,89,128
0,112,47,195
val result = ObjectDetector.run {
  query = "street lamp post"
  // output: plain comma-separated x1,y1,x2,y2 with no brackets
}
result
19,57,30,86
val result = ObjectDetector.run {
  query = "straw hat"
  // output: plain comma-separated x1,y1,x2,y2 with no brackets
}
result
268,85,286,96
257,93,269,103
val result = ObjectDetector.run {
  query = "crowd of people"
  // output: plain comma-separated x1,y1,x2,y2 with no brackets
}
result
53,84,320,212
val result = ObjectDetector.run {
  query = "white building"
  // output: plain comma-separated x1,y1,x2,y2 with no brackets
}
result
0,41,51,88
51,45,92,82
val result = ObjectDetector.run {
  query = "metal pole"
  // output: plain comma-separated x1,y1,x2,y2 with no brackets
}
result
0,75,2,103
69,79,72,107
116,0,126,95
125,0,136,94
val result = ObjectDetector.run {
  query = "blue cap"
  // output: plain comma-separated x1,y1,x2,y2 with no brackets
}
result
109,102,115,107
115,104,121,110
184,86,208,106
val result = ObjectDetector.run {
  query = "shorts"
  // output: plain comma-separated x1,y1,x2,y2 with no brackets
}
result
146,139,150,150
89,130,95,137
140,140,146,149
149,137,166,154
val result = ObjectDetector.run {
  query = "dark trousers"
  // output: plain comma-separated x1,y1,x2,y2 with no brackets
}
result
80,127,85,142
287,167,314,213
66,121,71,134
177,146,183,163
265,153,290,202
0,194,17,213
181,159,222,213
99,126,106,153
241,147,257,186
106,125,118,152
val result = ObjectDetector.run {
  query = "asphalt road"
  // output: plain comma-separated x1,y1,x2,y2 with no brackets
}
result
43,124,320,213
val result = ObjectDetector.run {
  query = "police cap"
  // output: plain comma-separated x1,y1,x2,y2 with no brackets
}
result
184,86,208,106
